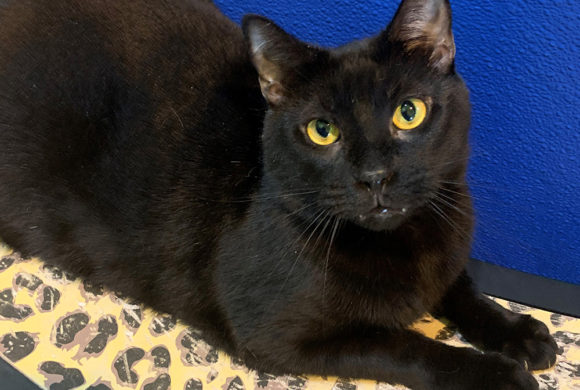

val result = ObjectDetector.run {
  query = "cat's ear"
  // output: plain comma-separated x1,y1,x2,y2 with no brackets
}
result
242,15,320,106
387,0,455,72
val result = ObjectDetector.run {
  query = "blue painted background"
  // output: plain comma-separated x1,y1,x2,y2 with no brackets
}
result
214,0,580,284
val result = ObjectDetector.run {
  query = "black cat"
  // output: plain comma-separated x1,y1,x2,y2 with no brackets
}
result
0,0,557,388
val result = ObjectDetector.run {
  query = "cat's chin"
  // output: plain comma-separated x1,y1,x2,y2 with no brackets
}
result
354,207,409,231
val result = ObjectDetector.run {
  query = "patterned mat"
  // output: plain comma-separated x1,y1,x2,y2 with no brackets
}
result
0,243,578,390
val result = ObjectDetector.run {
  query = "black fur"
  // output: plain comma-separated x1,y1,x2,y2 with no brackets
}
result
0,0,556,389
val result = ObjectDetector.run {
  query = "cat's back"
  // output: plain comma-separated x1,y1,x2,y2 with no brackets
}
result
0,0,247,95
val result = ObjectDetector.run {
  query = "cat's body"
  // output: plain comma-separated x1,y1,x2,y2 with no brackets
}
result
0,0,264,348
0,0,557,389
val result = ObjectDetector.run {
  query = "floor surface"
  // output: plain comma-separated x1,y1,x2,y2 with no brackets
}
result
1,244,578,390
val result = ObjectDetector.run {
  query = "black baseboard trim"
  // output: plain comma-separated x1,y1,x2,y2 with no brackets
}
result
0,357,41,390
467,259,580,317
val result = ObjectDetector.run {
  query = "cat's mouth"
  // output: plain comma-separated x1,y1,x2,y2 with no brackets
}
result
359,206,408,218
355,205,409,231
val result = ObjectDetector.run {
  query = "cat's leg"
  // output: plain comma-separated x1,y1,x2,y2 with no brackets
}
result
242,327,538,390
437,271,558,371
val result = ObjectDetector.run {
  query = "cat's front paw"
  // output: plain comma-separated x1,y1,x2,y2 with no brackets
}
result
501,314,558,371
477,353,539,390
435,352,538,390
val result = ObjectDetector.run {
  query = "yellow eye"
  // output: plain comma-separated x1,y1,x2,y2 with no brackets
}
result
306,119,340,146
393,98,427,130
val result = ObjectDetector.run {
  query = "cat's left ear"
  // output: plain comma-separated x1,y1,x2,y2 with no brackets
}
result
243,15,321,106
386,0,456,73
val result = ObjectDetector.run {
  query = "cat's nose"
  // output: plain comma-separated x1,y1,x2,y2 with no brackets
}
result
358,170,394,193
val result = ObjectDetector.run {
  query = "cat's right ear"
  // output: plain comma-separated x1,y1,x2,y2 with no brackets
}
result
242,15,319,106
385,0,456,73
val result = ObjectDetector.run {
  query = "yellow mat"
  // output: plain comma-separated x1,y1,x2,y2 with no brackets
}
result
0,243,578,390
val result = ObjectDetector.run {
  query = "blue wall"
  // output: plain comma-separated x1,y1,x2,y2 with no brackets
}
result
214,0,580,285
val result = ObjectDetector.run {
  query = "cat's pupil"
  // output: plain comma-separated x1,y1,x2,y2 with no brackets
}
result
401,101,416,121
315,120,331,137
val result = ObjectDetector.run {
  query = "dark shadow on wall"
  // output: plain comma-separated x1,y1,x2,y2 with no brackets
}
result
468,259,580,317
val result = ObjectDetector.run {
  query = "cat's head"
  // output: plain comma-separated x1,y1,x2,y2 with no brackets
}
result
243,0,470,231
